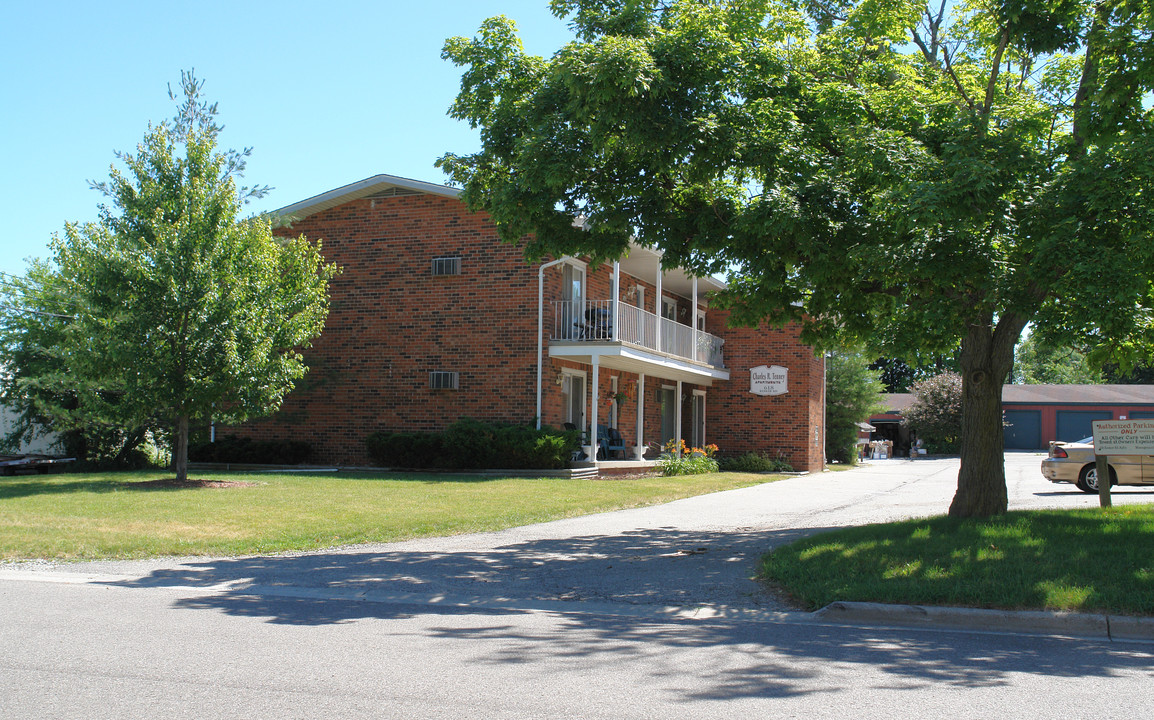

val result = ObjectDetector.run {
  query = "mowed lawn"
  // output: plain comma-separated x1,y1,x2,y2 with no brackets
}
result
762,506,1154,616
0,469,778,561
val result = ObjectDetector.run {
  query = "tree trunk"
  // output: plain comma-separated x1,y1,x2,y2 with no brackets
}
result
948,317,1026,517
173,414,189,483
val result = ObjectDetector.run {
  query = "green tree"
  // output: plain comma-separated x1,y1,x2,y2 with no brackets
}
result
1012,333,1104,384
870,353,959,392
826,350,887,463
0,72,337,481
439,0,1154,516
903,372,964,454
0,262,151,463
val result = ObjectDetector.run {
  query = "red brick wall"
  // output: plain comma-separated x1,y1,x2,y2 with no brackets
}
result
230,190,825,472
230,193,543,464
705,311,826,472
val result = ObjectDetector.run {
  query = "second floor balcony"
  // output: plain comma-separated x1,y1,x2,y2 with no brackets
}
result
551,299,725,369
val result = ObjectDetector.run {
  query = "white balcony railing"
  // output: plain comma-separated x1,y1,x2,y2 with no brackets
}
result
552,300,724,368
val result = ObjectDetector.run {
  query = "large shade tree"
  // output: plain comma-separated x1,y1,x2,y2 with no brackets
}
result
439,0,1154,516
0,72,337,480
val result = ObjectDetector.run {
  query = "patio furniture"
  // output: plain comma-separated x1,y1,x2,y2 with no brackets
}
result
597,425,627,460
578,307,613,340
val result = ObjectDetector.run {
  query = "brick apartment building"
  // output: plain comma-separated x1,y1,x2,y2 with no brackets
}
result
232,174,825,472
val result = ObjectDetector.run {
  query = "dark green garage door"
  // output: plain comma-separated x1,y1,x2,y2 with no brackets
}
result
1004,410,1042,449
1056,410,1113,442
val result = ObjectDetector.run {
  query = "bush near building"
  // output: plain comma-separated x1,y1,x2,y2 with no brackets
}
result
365,418,580,470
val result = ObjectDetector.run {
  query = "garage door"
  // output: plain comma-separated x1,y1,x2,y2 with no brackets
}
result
1004,410,1042,449
1055,410,1113,442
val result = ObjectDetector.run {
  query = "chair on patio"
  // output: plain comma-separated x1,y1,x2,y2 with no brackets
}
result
580,307,613,340
597,425,627,460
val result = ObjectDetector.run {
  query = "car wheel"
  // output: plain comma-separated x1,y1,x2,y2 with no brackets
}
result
1078,465,1116,493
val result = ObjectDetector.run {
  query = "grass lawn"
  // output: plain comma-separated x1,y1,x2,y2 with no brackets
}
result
761,506,1154,616
0,469,779,561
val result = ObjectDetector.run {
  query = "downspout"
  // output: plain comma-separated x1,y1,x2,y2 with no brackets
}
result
537,257,568,429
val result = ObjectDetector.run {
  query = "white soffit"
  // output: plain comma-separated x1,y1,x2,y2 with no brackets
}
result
273,174,461,221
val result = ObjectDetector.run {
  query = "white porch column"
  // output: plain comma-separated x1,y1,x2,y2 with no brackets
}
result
691,276,698,361
675,379,683,456
633,373,647,460
611,261,620,341
654,266,663,351
587,357,601,461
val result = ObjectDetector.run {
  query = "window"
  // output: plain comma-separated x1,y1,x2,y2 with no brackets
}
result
560,262,585,340
662,297,677,321
561,370,586,429
610,376,618,428
431,257,461,276
429,371,459,390
691,391,706,448
660,385,677,444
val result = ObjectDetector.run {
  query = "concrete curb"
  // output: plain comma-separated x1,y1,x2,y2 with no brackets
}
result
813,601,1154,642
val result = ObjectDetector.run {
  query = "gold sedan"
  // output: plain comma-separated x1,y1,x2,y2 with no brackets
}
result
1041,436,1154,493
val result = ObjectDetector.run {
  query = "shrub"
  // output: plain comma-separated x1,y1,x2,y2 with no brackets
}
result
364,431,443,468
364,419,581,470
718,452,794,473
656,439,720,476
902,372,963,454
188,435,312,465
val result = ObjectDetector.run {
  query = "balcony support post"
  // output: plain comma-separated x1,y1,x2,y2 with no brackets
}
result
634,373,646,460
587,356,601,462
611,261,620,342
655,267,663,352
691,276,699,362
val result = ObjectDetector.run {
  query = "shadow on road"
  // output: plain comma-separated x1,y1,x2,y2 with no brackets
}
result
101,525,1154,698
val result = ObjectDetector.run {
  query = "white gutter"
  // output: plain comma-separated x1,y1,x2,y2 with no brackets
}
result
537,257,569,429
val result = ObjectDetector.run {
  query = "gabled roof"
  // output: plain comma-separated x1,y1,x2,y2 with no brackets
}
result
274,174,460,221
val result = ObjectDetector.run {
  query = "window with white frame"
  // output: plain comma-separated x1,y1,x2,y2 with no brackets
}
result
560,369,586,430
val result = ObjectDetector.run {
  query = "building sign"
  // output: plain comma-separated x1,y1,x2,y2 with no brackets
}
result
1092,420,1154,455
750,365,788,396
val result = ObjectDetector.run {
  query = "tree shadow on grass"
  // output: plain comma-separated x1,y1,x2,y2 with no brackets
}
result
100,525,1154,700
0,478,123,499
0,470,577,499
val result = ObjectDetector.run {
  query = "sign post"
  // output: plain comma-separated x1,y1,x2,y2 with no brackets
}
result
1090,420,1154,508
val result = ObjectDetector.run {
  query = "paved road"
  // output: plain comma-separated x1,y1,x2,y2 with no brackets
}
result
3,453,1153,718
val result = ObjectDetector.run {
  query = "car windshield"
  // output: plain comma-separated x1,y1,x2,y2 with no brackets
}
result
1076,437,1093,444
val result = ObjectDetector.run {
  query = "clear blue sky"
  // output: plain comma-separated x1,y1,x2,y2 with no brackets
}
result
1,1,574,277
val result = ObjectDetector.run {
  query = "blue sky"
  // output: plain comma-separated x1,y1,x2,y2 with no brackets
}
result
1,1,575,277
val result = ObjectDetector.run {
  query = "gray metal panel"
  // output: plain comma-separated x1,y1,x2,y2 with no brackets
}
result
1056,410,1113,442
1003,410,1042,449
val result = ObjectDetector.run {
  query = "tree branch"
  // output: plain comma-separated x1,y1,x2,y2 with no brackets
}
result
983,28,1011,115
941,46,978,110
